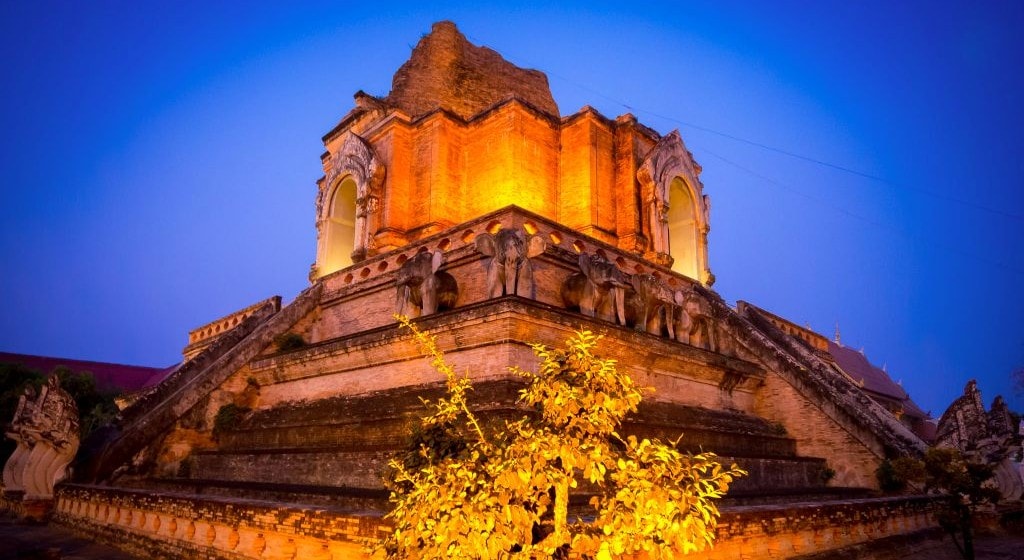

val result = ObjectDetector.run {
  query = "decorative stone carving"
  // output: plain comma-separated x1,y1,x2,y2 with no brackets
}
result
718,370,748,395
474,228,547,299
560,254,722,352
936,381,1024,501
561,254,630,326
636,130,712,284
627,273,678,338
3,375,80,504
674,289,717,351
316,132,386,266
395,250,458,317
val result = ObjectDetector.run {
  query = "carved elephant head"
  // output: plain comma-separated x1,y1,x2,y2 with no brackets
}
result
570,253,630,326
629,273,677,338
672,289,716,351
395,250,458,317
475,228,547,299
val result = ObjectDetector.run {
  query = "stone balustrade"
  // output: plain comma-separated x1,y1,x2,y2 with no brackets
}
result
184,296,283,360
54,484,942,560
54,484,380,560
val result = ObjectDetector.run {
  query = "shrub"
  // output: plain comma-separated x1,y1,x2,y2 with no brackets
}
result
382,316,745,559
274,332,306,352
212,403,250,437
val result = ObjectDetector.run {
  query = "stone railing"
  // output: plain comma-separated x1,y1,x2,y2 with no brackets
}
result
698,495,942,559
78,285,322,483
54,484,942,560
55,484,381,560
184,296,283,360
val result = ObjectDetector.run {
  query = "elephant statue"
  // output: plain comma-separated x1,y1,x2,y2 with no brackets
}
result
474,228,547,299
395,250,458,317
673,289,716,351
562,254,630,326
628,273,677,338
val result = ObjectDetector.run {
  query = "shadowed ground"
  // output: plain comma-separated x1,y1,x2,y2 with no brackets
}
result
1,515,1022,560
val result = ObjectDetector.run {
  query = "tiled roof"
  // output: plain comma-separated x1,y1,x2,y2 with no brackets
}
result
827,341,909,401
0,352,176,393
826,341,930,422
902,397,929,419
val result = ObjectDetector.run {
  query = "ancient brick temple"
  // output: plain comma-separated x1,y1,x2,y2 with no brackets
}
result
49,21,943,559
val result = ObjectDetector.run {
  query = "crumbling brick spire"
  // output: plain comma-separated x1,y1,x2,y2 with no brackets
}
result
385,20,559,119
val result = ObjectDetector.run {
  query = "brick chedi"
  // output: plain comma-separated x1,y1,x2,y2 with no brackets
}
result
385,21,558,120
312,20,711,283
47,21,946,560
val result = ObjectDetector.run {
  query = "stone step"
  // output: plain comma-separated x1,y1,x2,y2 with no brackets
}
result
720,486,875,507
237,380,789,440
185,447,828,496
119,477,388,512
122,477,860,517
722,455,831,494
221,380,800,459
216,413,797,459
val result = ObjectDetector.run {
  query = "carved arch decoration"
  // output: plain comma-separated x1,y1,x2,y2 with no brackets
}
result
2,375,80,503
636,130,713,285
313,132,386,278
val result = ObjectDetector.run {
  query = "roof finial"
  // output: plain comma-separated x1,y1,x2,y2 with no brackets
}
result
834,322,841,345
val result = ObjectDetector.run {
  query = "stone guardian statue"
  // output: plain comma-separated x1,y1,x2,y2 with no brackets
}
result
474,228,547,299
2,375,80,519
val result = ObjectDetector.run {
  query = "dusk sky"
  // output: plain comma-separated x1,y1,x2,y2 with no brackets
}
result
1,1,1021,416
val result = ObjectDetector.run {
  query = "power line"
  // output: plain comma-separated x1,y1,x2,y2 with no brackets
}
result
465,37,1024,271
527,64,1024,222
702,148,1024,276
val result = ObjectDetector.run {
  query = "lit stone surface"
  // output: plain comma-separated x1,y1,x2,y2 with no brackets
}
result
52,20,945,560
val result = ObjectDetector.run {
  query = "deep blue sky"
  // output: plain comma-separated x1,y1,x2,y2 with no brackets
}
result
2,1,1021,416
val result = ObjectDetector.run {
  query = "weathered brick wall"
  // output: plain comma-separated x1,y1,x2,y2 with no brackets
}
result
694,496,941,559
320,60,666,262
559,109,618,241
310,206,702,343
613,115,658,254
754,370,884,488
384,21,559,121
250,298,761,412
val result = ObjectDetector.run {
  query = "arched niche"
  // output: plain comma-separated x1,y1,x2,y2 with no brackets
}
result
322,176,358,274
312,132,385,280
637,130,712,284
667,177,700,280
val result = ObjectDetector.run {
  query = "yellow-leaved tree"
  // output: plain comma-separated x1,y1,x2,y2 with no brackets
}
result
383,317,745,559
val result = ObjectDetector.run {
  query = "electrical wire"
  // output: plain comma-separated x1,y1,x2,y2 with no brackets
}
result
702,148,1024,275
506,53,1024,222
464,35,1024,273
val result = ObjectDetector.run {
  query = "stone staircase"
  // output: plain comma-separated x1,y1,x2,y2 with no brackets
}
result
76,285,322,484
132,379,842,512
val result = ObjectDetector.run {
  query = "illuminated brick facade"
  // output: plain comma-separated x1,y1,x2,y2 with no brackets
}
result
44,21,947,559
311,21,710,284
